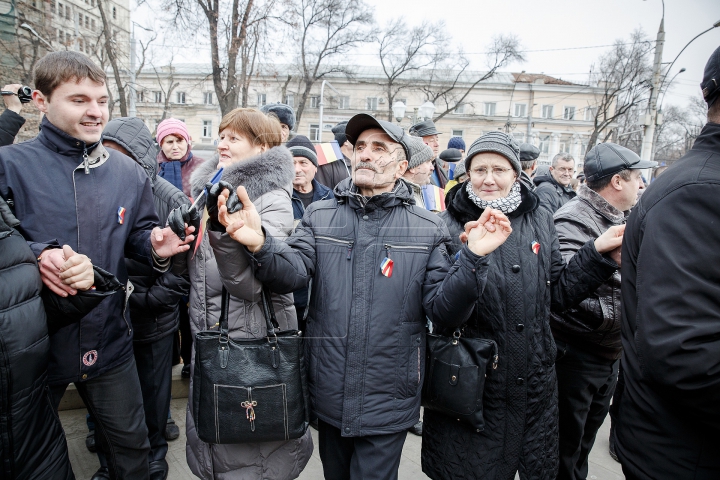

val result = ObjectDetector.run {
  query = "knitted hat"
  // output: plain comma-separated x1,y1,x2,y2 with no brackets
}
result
464,131,521,175
260,103,296,130
156,118,191,145
286,134,318,167
448,136,466,151
332,121,348,146
406,136,434,169
453,160,467,180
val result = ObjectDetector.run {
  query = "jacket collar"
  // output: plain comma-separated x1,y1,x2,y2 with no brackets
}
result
38,116,100,157
334,177,414,211
690,122,720,154
446,181,538,226
292,179,332,202
576,185,628,223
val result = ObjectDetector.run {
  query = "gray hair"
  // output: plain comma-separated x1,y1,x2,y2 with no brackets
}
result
551,152,574,167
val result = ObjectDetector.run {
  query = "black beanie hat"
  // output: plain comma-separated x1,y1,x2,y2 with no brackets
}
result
286,134,318,167
332,121,348,146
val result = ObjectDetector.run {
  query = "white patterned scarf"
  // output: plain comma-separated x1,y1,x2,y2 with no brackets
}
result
465,180,522,214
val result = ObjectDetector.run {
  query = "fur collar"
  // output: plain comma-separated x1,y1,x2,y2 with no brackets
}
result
190,146,294,206
576,184,628,223
446,181,538,226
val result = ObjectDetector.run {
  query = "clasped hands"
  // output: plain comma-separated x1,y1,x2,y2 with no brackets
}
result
460,208,513,256
39,245,94,297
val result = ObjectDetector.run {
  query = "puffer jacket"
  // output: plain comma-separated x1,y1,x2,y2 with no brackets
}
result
185,148,313,480
551,184,627,360
0,198,73,480
246,177,488,437
533,174,576,215
423,182,617,480
103,117,191,343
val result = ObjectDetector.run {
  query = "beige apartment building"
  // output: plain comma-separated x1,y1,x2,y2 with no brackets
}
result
129,64,610,169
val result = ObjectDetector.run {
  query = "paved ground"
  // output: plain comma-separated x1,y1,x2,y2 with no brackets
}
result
61,398,624,480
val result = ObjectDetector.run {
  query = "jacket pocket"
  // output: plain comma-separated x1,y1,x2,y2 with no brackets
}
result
212,384,290,444
397,331,424,399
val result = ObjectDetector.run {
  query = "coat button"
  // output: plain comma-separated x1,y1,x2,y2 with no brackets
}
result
512,265,520,273
82,374,88,380
344,427,350,434
516,377,524,385
516,324,524,332
362,215,369,220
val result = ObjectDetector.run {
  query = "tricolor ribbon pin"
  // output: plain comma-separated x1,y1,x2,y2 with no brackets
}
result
531,241,540,255
117,207,126,225
380,257,394,278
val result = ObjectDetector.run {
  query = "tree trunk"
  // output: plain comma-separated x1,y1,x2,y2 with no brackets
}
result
97,0,127,117
295,79,314,126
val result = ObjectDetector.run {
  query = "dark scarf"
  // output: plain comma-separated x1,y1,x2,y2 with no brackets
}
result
158,151,193,192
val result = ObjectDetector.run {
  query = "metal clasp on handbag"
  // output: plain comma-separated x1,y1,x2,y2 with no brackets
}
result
241,400,258,431
452,329,461,345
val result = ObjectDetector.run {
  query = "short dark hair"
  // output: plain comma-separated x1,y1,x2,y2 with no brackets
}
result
586,168,633,192
708,100,720,123
34,51,106,99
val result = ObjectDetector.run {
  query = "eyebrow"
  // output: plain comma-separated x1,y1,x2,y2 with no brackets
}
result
67,94,109,100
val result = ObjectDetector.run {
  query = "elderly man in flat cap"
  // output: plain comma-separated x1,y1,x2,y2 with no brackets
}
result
518,142,540,191
410,119,449,188
214,112,512,480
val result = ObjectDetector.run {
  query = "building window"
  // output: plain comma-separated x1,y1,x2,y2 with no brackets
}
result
514,103,527,117
78,38,84,52
580,142,588,156
563,106,576,121
257,93,266,106
452,129,464,137
91,18,95,30
65,5,70,19
154,91,162,103
584,107,596,121
51,1,55,12
137,90,144,103
309,124,320,142
284,94,294,107
203,92,213,105
85,15,89,28
539,135,550,154
366,97,378,111
112,6,116,19
339,96,350,109
310,96,320,109
484,102,496,116
541,105,554,119
202,120,212,138
176,92,186,104
453,103,466,115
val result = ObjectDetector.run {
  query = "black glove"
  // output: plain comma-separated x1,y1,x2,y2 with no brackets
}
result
206,180,243,231
166,203,202,241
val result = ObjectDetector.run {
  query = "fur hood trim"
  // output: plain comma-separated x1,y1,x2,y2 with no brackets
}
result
190,146,294,206
576,184,628,223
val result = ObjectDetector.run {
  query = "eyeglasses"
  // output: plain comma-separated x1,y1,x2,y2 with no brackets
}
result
470,166,514,179
554,167,575,174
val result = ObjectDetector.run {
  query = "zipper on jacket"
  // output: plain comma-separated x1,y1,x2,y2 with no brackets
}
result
83,148,90,174
384,244,429,258
316,236,354,260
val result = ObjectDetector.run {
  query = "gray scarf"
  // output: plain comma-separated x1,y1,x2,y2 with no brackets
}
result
466,180,522,214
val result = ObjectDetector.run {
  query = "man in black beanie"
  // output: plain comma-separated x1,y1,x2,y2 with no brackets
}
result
315,121,352,189
260,103,296,142
614,45,720,480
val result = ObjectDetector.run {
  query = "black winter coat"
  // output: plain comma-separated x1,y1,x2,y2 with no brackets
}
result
102,117,191,343
248,178,488,437
0,109,25,147
533,174,576,215
0,198,73,480
423,182,617,480
315,154,351,190
616,122,720,479
551,185,627,360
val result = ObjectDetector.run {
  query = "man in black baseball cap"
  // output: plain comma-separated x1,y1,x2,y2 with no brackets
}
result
551,141,654,480
613,45,720,480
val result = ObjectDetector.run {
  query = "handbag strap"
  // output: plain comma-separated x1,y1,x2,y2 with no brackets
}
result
216,285,281,344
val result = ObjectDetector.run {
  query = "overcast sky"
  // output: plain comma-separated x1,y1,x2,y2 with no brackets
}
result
135,0,720,110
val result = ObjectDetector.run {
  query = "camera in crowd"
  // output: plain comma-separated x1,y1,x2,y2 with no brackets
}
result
1,86,33,104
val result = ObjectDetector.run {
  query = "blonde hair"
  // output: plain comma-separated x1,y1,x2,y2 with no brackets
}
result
219,108,283,148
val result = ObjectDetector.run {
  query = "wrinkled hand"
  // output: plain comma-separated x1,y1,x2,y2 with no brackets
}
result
167,204,202,241
206,180,236,228
218,186,265,252
459,208,513,257
39,245,94,297
2,84,22,114
594,224,625,255
151,225,195,258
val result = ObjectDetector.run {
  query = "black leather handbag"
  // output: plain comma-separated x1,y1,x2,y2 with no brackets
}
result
192,286,309,444
422,328,498,431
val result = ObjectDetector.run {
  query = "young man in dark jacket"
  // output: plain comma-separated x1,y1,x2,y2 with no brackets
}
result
0,51,193,478
215,113,514,480
98,117,191,480
615,46,720,480
552,143,655,480
534,152,576,214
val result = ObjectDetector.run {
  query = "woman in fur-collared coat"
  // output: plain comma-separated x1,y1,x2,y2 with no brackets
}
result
184,108,313,480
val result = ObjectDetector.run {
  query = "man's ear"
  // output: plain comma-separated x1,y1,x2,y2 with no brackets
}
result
397,160,409,178
32,90,49,113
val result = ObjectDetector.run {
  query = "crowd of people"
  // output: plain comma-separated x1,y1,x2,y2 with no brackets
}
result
0,45,719,480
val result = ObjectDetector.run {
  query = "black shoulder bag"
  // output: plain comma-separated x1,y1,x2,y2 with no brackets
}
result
422,327,498,431
193,286,309,444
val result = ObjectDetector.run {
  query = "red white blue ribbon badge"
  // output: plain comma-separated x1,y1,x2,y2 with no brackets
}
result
117,207,126,225
380,257,394,278
531,241,540,255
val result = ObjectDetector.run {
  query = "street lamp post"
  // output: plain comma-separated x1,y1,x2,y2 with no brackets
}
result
418,101,436,122
318,80,342,142
19,23,55,51
392,100,406,124
129,22,153,118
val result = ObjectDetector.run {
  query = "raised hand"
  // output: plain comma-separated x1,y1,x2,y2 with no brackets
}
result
151,225,196,258
206,180,236,229
218,186,265,252
167,204,202,241
460,208,513,257
594,224,625,255
39,245,94,297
